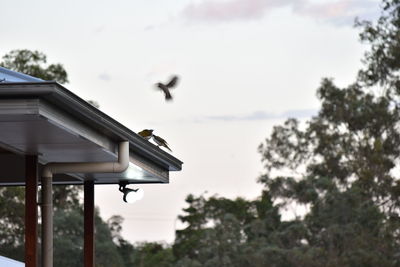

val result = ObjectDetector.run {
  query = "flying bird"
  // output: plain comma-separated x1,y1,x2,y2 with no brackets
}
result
156,75,179,101
152,134,172,152
138,129,154,140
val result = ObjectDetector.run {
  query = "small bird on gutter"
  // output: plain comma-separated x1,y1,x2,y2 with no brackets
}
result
156,75,179,101
152,134,172,152
138,129,154,140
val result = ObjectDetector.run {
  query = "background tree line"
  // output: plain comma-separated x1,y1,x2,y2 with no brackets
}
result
1,0,400,265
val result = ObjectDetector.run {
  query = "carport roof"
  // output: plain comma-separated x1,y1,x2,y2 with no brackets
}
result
0,67,183,185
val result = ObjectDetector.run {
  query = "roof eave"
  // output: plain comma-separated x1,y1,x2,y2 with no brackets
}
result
0,81,183,172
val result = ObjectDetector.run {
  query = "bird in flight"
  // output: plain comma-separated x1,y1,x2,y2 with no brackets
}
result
156,75,179,101
152,134,172,152
137,129,154,140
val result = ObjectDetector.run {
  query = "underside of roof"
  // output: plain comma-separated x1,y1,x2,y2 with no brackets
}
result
0,68,183,185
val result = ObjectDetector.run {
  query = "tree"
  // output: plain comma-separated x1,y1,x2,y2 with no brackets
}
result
173,192,288,267
0,187,25,260
0,49,68,84
256,1,400,264
131,242,175,267
172,1,400,266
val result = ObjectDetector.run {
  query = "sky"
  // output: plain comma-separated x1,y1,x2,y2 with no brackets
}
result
1,0,381,243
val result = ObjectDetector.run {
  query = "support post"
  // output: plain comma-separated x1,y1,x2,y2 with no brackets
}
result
41,141,128,266
41,176,53,267
25,155,38,267
84,180,95,267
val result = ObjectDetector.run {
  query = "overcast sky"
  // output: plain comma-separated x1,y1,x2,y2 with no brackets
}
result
1,0,380,243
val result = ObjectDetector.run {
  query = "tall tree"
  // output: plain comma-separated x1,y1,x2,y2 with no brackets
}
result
172,1,400,266
173,192,287,267
256,1,400,264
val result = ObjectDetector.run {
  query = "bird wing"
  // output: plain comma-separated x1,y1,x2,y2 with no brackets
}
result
153,135,172,151
153,135,167,144
157,84,173,100
165,76,179,88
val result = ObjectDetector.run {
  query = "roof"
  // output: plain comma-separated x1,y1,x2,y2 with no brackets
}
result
0,66,43,82
0,256,24,267
0,67,183,185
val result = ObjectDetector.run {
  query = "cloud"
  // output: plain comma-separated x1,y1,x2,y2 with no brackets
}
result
205,108,317,121
182,0,290,22
293,0,379,26
98,73,111,81
94,25,106,33
181,0,379,26
144,25,156,31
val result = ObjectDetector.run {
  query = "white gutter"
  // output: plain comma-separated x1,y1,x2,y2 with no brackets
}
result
41,141,129,267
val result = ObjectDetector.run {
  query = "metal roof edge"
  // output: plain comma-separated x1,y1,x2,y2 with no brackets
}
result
0,82,183,171
0,66,44,82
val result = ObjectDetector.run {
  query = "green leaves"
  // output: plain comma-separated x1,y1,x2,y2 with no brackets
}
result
0,187,25,260
0,49,69,84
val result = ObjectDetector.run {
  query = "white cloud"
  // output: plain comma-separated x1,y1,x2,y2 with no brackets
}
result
182,0,379,26
183,0,290,22
94,25,106,33
293,0,379,26
205,108,318,121
98,73,111,81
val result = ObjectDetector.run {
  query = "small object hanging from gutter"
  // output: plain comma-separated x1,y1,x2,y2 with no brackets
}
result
119,182,144,203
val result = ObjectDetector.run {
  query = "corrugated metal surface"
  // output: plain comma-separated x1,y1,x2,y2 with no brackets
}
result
0,66,43,82
0,256,24,267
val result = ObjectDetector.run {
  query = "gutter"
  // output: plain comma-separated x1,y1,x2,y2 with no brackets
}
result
0,82,183,171
41,141,129,267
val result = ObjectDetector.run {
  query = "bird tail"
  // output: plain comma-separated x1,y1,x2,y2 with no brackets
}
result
165,91,173,100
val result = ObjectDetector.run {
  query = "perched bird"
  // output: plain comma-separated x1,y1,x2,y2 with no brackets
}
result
138,129,154,140
152,134,172,152
156,75,179,101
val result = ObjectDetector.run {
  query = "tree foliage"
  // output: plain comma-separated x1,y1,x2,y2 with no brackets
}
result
169,1,400,266
0,187,25,260
0,49,68,84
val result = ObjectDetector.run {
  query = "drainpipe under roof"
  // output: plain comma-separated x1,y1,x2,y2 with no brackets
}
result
41,141,129,267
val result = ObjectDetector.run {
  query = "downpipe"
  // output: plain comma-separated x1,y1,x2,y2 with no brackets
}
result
41,141,129,267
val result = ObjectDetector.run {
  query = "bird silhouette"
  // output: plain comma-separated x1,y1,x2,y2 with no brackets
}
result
156,75,179,101
138,129,154,140
152,134,172,151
